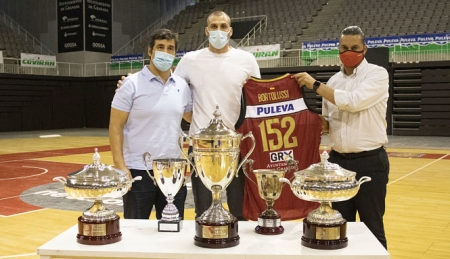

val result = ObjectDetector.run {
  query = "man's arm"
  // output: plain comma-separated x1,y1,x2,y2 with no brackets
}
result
183,111,193,123
109,107,130,176
291,72,336,105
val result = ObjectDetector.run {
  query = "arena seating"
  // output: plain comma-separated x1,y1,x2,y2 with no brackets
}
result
0,0,449,58
150,0,448,54
322,0,450,40
132,1,216,55
0,23,36,58
224,0,325,48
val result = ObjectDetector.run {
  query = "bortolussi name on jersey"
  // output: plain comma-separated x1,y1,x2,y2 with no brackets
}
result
258,90,289,102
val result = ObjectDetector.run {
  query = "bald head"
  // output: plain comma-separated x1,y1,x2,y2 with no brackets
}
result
206,11,231,26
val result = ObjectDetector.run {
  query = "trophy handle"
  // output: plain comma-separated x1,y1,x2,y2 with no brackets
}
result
143,152,157,185
285,159,299,181
53,176,67,184
179,132,198,177
182,160,192,185
279,177,292,187
236,131,256,177
358,176,372,185
242,159,257,185
133,176,142,182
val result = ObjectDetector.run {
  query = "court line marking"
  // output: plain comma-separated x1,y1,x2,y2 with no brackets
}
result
0,253,37,258
0,166,48,180
39,134,61,138
388,153,449,186
0,207,48,218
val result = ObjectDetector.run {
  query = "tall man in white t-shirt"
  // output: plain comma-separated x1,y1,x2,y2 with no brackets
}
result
175,11,260,220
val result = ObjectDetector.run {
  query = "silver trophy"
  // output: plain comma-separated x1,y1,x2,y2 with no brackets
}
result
53,148,141,245
280,148,371,249
143,152,189,232
180,106,256,248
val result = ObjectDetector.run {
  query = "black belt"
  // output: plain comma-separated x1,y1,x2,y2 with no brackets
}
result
331,146,385,160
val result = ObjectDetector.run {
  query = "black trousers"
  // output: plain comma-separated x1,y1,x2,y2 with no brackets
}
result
329,148,389,250
123,169,187,220
189,146,246,220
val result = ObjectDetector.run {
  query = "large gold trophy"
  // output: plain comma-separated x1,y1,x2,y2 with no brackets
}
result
180,106,255,248
54,149,141,245
280,148,371,249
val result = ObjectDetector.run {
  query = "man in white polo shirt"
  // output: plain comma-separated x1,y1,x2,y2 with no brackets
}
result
109,28,193,220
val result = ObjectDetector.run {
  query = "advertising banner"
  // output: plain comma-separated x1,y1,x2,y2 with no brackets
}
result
21,54,57,68
85,0,112,53
301,33,450,62
239,44,281,60
110,54,143,70
57,0,84,53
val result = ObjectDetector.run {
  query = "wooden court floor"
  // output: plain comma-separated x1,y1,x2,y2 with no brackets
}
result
0,129,449,259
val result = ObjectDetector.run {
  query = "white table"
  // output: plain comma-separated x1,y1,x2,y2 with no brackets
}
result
37,220,390,259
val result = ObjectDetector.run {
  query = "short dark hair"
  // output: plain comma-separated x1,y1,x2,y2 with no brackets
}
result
148,28,178,51
341,26,366,45
206,11,231,26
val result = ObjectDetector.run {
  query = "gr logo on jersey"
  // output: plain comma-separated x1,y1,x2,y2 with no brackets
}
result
270,149,294,162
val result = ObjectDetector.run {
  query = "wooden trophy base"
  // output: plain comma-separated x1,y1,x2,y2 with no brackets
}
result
76,215,122,245
301,218,348,250
194,219,240,248
158,218,183,232
255,215,284,235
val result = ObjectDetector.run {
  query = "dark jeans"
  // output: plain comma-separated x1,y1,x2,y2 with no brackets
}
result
329,148,389,250
123,169,187,220
189,146,246,220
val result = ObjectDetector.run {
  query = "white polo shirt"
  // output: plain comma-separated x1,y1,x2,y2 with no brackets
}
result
112,66,192,170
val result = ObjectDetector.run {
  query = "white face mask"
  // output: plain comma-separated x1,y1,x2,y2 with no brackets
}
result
151,50,175,72
208,29,230,49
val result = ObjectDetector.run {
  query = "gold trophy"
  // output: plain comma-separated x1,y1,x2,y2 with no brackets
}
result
53,148,141,245
242,159,297,235
180,106,256,248
143,152,188,232
280,148,371,249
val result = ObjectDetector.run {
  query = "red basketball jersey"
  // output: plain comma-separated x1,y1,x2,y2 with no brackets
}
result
237,74,321,221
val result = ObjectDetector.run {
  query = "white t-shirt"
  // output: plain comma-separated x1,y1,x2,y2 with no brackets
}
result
174,47,260,134
112,67,193,170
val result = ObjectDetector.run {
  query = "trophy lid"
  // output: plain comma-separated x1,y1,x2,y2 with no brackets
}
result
193,105,242,138
295,148,356,182
66,148,129,188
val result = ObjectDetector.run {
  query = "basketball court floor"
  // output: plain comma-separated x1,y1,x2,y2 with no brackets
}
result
0,128,449,259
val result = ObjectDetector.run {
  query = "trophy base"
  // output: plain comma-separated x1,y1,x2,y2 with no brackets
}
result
158,218,183,232
301,218,348,250
255,216,284,235
194,219,240,248
76,215,122,245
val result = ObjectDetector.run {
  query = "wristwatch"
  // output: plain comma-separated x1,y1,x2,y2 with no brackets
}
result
313,80,321,93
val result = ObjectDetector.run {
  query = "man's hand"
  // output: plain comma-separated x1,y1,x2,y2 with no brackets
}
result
293,72,336,105
116,73,132,92
291,72,315,90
